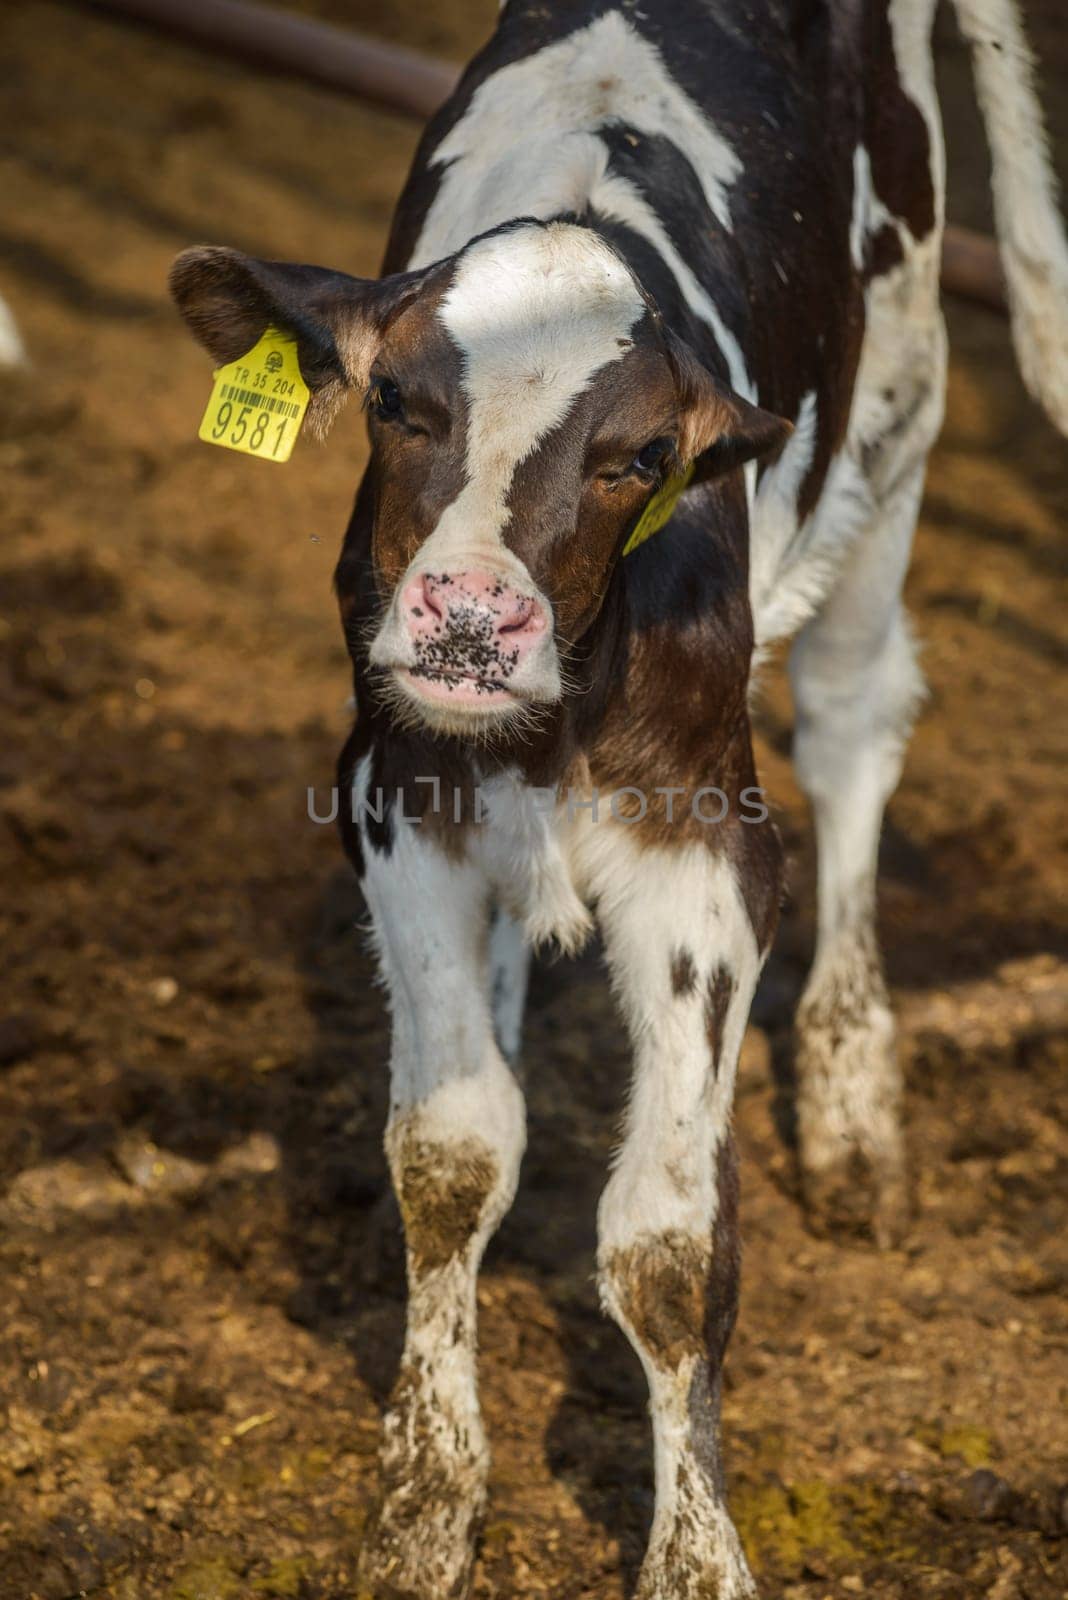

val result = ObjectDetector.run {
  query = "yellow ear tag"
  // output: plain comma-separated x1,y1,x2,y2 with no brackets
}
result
622,461,695,557
197,326,310,463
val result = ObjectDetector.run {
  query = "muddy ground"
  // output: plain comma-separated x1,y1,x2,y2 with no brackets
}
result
0,3,1065,1597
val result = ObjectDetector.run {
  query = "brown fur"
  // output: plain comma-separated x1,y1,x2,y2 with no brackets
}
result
605,1229,711,1370
703,964,735,1079
364,276,471,591
671,947,699,997
390,1132,499,1275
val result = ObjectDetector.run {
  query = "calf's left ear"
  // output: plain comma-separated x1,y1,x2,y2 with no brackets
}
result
169,246,425,435
668,330,792,473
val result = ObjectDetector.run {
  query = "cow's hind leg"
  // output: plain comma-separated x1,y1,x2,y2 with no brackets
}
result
356,807,525,1599
592,829,775,1600
789,463,928,1246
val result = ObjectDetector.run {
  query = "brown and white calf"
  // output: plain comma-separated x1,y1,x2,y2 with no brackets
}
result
171,0,1067,1594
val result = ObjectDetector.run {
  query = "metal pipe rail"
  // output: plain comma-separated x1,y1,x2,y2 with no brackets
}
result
87,0,459,121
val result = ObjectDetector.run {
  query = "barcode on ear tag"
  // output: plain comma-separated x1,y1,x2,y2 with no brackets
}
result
197,327,310,463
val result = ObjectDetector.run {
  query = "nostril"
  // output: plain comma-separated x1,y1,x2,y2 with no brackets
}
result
497,597,534,635
498,596,546,636
402,574,444,626
401,571,546,647
419,574,445,622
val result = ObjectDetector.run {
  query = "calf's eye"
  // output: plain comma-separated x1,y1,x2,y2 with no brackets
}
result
371,377,403,419
633,438,671,478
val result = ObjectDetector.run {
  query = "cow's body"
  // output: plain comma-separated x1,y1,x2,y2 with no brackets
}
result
170,1,1068,1594
380,0,946,646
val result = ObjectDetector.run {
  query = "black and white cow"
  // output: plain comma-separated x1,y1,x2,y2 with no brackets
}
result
171,0,1068,1594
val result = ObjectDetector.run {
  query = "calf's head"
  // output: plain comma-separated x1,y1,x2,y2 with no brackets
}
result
171,220,789,737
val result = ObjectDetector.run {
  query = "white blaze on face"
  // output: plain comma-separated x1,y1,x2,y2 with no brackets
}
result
368,222,646,718
429,222,646,566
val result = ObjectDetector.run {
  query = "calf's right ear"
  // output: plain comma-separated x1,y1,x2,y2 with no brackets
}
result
666,328,792,473
168,246,425,435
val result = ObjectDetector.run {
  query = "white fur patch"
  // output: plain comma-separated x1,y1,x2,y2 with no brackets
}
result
355,758,521,1121
749,389,819,649
410,11,741,270
593,170,753,399
579,831,759,1248
433,222,644,563
849,144,902,271
488,906,530,1063
475,766,594,955
369,223,642,716
752,132,947,651
407,10,752,413
583,828,762,1600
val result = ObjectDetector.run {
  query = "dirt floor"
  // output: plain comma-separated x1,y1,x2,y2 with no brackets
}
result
0,3,1066,1597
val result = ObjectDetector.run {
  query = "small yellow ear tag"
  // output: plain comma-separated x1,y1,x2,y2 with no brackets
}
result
197,327,310,463
622,461,695,557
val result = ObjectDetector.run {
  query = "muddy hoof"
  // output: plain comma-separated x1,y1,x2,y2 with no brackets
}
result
635,1488,757,1600
636,1550,757,1599
356,1442,485,1600
801,1148,910,1249
357,1497,482,1600
794,971,907,1249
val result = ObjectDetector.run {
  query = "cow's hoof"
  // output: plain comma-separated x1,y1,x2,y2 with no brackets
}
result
794,976,908,1248
356,1478,483,1600
357,1353,489,1598
800,1146,909,1249
636,1560,757,1600
636,1491,758,1600
356,1395,486,1600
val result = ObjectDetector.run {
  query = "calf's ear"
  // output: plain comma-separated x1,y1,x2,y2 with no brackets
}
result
168,246,425,435
667,329,792,474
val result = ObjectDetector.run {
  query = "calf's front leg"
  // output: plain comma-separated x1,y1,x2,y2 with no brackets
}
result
356,807,525,1600
593,831,776,1600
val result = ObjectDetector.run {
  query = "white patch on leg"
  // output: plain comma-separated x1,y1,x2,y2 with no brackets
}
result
582,833,759,1246
789,475,930,1243
357,788,526,1594
638,1436,757,1600
579,827,762,1600
794,925,905,1244
358,784,526,1203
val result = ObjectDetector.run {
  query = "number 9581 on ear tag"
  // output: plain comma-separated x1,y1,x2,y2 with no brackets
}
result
198,327,310,463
